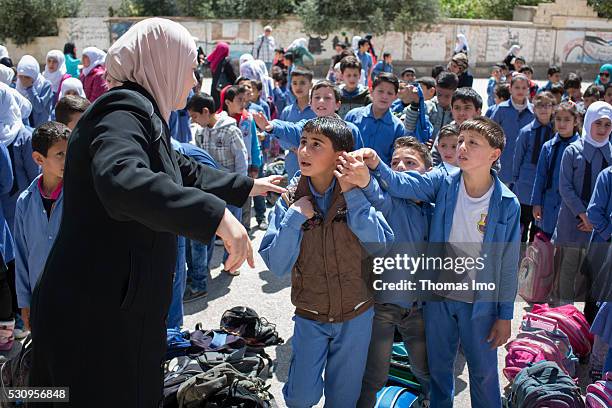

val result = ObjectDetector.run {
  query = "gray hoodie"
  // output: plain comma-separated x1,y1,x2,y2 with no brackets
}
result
195,111,248,175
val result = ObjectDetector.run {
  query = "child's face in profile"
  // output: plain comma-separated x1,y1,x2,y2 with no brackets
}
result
371,82,397,112
549,72,561,83
384,56,393,64
420,84,436,101
291,76,311,99
590,118,612,143
188,107,210,128
456,130,500,172
391,147,427,173
250,85,260,102
33,139,68,180
342,68,360,90
436,87,454,109
605,87,612,105
511,79,529,103
451,100,480,125
226,93,247,115
311,87,340,117
238,80,254,100
583,95,599,109
437,135,458,166
298,132,338,177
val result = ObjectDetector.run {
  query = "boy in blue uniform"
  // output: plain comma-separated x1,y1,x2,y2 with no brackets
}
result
259,117,394,407
531,102,581,239
348,136,432,408
338,56,372,119
345,73,405,165
538,65,562,94
371,52,393,82
511,92,555,242
357,39,373,86
14,122,69,330
344,116,521,408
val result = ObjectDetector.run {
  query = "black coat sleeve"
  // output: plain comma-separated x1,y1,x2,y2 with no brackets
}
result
174,150,253,207
225,59,237,85
89,110,229,243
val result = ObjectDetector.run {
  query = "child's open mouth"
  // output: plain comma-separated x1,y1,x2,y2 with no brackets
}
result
300,161,312,167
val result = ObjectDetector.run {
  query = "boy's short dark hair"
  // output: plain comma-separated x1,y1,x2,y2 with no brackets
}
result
340,56,362,73
393,136,432,169
32,121,70,157
547,65,561,76
372,73,399,93
514,56,526,64
401,67,416,77
291,67,314,82
494,63,506,70
283,52,294,63
382,52,392,59
221,86,247,112
459,117,505,152
563,73,582,90
186,92,216,113
438,123,460,143
234,76,250,85
274,47,285,54
550,83,565,95
510,73,530,86
431,65,445,79
518,65,534,75
436,71,459,90
54,95,90,126
251,79,263,92
358,38,369,48
271,66,287,87
311,80,341,102
416,76,436,90
494,83,511,100
452,87,483,110
302,116,354,152
584,84,603,99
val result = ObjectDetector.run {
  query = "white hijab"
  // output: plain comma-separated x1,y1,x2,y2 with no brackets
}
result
43,49,67,93
15,55,44,96
58,77,86,99
105,18,197,122
583,101,612,148
0,45,8,59
239,53,254,68
508,44,521,57
352,36,362,52
0,83,32,120
454,34,469,53
0,64,14,85
0,85,23,146
81,47,107,77
288,38,307,51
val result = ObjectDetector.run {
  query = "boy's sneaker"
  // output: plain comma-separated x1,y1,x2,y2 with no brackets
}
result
257,220,269,230
183,286,208,303
0,319,15,351
13,327,29,340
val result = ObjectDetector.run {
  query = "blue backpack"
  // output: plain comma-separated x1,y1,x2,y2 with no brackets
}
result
375,386,418,408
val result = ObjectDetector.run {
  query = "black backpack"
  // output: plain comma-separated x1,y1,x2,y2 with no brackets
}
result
220,307,284,348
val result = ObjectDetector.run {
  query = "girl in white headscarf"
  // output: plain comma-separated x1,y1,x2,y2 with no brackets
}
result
43,50,71,104
79,47,108,102
0,64,14,86
0,82,32,125
239,53,254,68
29,19,279,407
454,33,469,55
0,45,8,60
15,55,54,127
58,77,86,100
504,44,521,71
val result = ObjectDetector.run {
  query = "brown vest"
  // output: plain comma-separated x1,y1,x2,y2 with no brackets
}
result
282,176,373,323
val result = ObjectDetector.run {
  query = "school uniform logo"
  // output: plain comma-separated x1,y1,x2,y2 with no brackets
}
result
477,214,487,234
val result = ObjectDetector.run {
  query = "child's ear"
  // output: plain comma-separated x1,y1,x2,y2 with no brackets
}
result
32,151,45,167
476,108,482,116
490,148,502,163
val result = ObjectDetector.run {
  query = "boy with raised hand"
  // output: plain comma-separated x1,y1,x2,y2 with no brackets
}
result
14,122,70,330
342,117,521,408
345,73,405,165
259,117,394,407
337,56,372,119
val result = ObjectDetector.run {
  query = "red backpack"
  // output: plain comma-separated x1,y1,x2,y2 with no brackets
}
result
586,372,612,408
531,304,594,357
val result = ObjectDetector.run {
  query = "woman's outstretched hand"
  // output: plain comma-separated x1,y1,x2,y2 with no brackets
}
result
250,175,286,196
215,208,254,273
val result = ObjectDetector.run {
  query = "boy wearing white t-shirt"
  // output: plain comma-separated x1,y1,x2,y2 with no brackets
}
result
342,117,521,408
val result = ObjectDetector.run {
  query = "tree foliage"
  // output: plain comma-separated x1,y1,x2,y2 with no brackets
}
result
588,0,612,19
441,0,550,21
0,0,80,46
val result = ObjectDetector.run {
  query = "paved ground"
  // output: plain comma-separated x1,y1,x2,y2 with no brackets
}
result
181,78,593,407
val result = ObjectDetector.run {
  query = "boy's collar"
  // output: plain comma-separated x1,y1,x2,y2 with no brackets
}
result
37,176,63,200
367,104,392,123
451,168,514,198
308,177,336,198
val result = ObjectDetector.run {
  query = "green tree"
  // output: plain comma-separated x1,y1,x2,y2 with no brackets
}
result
0,0,80,46
441,0,551,20
588,0,612,19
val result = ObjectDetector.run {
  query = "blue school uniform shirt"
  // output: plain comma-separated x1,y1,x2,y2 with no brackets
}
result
14,175,63,308
587,166,612,242
371,61,393,81
259,176,394,277
357,51,373,78
170,139,219,170
537,81,555,94
0,144,14,263
390,99,408,115
512,119,554,205
273,87,289,117
554,138,612,246
487,78,497,107
490,99,535,183
530,132,580,236
24,79,54,128
1,128,40,235
344,104,406,165
169,110,192,143
278,103,316,178
371,163,521,320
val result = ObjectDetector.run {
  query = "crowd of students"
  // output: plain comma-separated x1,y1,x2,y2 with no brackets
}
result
0,31,611,408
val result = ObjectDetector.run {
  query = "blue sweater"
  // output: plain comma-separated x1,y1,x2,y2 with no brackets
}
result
24,79,54,128
0,144,14,263
278,103,316,178
371,163,521,320
587,166,612,243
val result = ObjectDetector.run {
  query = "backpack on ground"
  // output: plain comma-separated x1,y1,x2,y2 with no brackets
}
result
375,386,418,408
588,336,609,383
504,335,567,382
386,343,422,395
220,306,284,348
509,361,584,408
518,232,555,303
531,304,593,357
586,371,612,408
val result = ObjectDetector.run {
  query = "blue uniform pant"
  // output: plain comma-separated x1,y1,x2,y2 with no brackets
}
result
167,236,187,329
186,238,214,292
283,307,374,408
424,301,501,408
604,347,612,374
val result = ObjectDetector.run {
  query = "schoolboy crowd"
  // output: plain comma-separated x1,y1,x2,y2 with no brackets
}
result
0,34,611,408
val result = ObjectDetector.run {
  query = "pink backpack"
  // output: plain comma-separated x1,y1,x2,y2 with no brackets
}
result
503,335,568,382
531,304,594,357
518,232,555,303
586,372,612,408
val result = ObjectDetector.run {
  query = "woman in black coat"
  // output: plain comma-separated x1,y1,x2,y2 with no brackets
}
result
207,42,237,108
29,18,282,407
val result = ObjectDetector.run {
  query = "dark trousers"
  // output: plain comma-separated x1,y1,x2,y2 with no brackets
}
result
520,204,539,243
0,260,12,321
